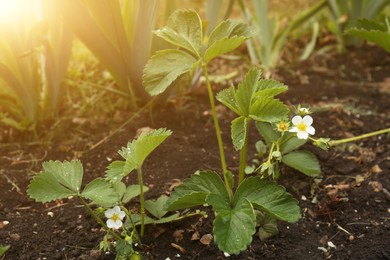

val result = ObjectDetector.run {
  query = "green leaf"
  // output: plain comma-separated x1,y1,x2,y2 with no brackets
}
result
107,128,172,182
113,181,126,200
28,171,77,203
231,116,250,150
234,177,301,222
105,161,133,183
216,86,240,115
130,212,181,226
143,49,198,96
122,184,150,204
204,36,246,63
279,133,307,154
256,211,279,241
81,178,118,207
207,19,256,48
0,245,10,257
282,151,321,177
235,68,262,116
145,195,169,219
115,240,133,259
42,160,83,193
213,198,256,255
255,121,280,145
249,98,288,122
154,9,203,56
254,79,288,97
28,160,84,203
124,128,172,168
345,18,390,53
166,171,229,211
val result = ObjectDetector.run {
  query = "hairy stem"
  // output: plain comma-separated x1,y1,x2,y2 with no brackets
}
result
120,206,143,248
238,119,250,184
137,167,145,237
78,196,122,241
201,64,231,195
330,128,390,146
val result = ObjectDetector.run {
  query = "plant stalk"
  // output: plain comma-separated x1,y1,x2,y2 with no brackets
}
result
78,196,122,241
238,119,250,184
329,128,390,146
137,167,145,237
201,64,230,190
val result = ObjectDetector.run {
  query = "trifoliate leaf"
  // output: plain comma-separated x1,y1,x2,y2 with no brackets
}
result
143,49,198,96
234,177,301,222
166,171,229,211
81,178,118,207
231,116,250,150
282,151,321,177
154,9,203,55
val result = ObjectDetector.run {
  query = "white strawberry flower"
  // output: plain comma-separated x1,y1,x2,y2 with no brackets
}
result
105,206,126,229
289,115,315,139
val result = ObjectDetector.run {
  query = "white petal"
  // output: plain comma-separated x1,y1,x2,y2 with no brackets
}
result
307,126,315,135
105,209,114,218
302,115,313,126
297,131,309,139
292,115,303,125
118,211,126,220
289,127,298,133
106,219,115,229
113,220,123,229
113,205,121,213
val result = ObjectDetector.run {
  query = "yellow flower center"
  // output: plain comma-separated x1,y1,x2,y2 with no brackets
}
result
297,122,307,131
277,122,288,132
112,213,119,221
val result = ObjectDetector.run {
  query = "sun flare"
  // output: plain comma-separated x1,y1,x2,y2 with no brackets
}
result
0,0,41,23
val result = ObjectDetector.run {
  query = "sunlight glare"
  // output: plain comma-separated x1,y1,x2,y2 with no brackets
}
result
0,0,41,23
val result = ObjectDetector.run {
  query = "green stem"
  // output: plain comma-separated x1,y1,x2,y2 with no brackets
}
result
137,167,145,237
329,128,390,146
238,119,250,184
201,64,230,192
120,206,143,249
78,196,122,241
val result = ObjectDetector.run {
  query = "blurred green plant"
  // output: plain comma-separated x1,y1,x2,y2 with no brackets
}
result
239,0,327,71
58,0,160,107
327,0,390,50
0,0,72,131
345,16,390,52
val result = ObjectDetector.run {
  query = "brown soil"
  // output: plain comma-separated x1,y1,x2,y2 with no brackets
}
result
1,45,389,260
